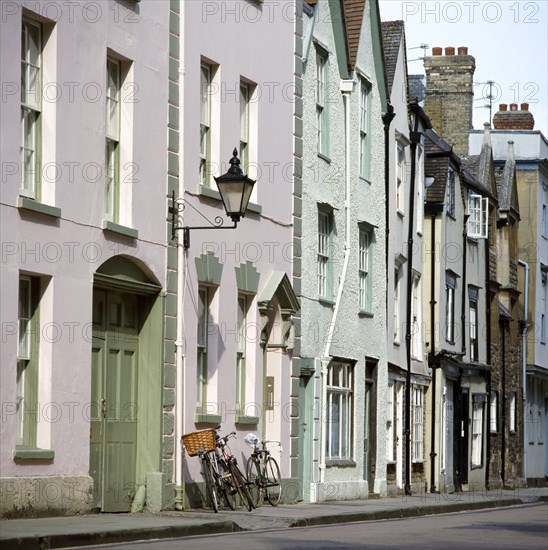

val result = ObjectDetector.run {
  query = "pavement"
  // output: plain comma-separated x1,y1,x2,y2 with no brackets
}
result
1,487,547,549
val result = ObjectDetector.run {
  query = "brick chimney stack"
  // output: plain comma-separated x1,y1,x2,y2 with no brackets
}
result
493,103,535,130
424,46,475,155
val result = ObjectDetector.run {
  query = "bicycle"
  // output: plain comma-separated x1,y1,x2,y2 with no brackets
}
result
244,433,282,507
181,428,235,512
216,430,255,512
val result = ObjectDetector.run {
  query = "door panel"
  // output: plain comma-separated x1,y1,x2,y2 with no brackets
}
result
90,345,104,509
90,290,139,512
364,383,371,487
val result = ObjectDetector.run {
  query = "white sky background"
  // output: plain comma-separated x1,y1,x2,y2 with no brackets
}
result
378,0,548,137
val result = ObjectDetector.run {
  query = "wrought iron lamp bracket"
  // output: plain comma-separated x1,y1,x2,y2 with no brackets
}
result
169,190,238,249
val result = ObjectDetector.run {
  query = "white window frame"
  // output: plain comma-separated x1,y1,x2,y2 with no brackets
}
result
326,362,353,461
441,387,447,471
316,49,328,157
197,287,210,406
236,294,247,414
394,266,401,343
359,78,370,180
21,18,42,199
386,382,394,461
200,62,212,186
490,391,498,433
239,82,250,173
318,209,331,299
446,273,456,343
359,228,371,312
469,287,479,362
509,392,517,432
411,272,422,360
412,386,424,462
468,193,488,239
416,146,424,234
105,57,121,222
396,144,405,213
16,275,39,448
471,398,484,467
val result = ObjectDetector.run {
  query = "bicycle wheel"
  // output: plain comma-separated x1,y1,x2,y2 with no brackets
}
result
219,465,237,510
265,456,281,506
202,456,219,512
246,457,262,508
230,461,254,511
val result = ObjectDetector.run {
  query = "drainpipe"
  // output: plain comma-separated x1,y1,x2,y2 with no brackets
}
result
382,105,395,312
174,1,186,511
485,222,492,490
404,109,420,496
429,212,437,492
501,318,506,486
461,215,469,355
518,259,529,486
320,79,354,485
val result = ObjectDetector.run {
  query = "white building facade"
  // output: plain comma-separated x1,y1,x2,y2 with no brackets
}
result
295,0,389,501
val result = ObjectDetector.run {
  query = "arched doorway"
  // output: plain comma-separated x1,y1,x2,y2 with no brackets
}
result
89,256,162,512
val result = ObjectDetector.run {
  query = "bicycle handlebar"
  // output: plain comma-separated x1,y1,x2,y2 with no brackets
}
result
216,430,237,447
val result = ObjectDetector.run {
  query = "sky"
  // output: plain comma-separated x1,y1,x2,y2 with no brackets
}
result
378,0,548,137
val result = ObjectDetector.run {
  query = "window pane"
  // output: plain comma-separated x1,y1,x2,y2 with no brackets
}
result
105,140,117,218
18,278,31,359
201,65,210,125
330,397,340,456
106,59,120,140
318,212,330,296
21,21,41,110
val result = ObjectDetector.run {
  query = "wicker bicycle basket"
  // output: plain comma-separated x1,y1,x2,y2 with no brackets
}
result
181,428,216,457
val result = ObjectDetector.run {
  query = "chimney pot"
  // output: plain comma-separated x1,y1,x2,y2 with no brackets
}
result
445,47,455,56
499,104,508,111
521,103,529,111
458,46,468,55
432,47,442,56
510,103,518,111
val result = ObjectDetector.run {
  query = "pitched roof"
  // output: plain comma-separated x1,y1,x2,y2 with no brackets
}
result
380,20,406,94
342,0,366,71
424,128,486,205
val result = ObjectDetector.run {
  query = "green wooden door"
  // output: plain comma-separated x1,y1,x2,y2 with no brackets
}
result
90,290,139,512
363,382,371,489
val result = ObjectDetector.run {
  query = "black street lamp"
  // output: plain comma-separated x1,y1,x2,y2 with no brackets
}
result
170,148,256,248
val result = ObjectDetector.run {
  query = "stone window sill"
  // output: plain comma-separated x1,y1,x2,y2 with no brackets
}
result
235,415,260,426
359,310,374,318
194,413,222,425
326,459,356,468
317,152,331,164
13,447,55,461
18,197,61,219
102,220,138,239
